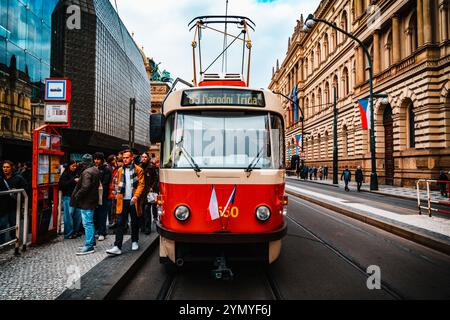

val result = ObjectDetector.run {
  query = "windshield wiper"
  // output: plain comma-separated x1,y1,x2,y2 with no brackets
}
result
177,142,202,173
245,145,265,173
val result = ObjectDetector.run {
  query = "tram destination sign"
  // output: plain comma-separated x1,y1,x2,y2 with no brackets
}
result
181,89,265,107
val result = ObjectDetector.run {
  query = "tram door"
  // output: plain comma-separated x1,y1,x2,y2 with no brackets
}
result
383,105,394,186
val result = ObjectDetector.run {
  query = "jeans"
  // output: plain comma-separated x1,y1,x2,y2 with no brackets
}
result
62,196,81,238
357,181,363,192
95,200,111,236
344,179,350,191
80,209,95,250
114,200,139,249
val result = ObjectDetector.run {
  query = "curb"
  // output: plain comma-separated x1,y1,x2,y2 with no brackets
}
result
286,188,450,256
57,234,159,300
287,177,445,204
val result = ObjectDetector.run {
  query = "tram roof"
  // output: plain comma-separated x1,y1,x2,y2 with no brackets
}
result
162,86,284,116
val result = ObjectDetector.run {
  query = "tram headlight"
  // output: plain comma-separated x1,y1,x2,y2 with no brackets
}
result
255,206,271,222
174,205,190,222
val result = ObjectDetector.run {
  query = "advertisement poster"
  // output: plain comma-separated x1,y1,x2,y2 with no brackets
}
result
38,155,50,185
50,156,61,184
50,135,62,151
39,133,51,150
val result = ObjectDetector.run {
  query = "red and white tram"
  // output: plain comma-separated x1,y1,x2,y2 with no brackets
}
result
149,16,287,273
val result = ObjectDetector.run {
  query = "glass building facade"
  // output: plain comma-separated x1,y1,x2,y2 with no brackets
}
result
0,0,59,162
52,0,151,153
0,0,59,96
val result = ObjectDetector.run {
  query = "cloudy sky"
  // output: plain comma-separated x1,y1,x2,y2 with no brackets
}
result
110,0,321,88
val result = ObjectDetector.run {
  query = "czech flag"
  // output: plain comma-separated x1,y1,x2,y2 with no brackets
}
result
208,185,220,220
295,134,302,150
222,185,237,215
358,99,371,130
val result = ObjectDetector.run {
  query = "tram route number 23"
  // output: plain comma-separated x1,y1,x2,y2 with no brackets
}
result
219,206,239,218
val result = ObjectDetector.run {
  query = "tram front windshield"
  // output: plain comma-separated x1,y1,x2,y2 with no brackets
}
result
162,111,284,170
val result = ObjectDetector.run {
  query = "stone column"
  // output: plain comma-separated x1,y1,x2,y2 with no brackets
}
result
356,46,364,84
423,0,433,44
417,0,424,46
392,14,401,63
373,30,381,74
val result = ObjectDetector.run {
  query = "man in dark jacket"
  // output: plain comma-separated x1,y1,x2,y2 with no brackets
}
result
59,160,81,239
93,152,112,241
341,166,352,192
1,160,26,244
71,154,100,255
355,166,364,192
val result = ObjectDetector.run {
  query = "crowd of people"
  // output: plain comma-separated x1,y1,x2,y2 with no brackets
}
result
0,150,160,254
59,149,160,256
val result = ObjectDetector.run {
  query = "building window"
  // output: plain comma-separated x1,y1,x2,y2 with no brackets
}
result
385,31,393,69
325,82,330,105
342,67,349,96
407,12,418,55
333,75,339,100
341,11,348,42
324,33,329,58
305,98,309,118
318,87,322,112
305,58,309,76
312,93,316,114
342,125,348,158
317,44,321,65
318,134,322,159
311,51,315,70
408,103,415,148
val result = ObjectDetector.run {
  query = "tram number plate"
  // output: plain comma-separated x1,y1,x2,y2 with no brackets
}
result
219,206,239,218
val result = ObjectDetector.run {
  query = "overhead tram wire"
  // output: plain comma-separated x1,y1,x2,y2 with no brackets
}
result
202,30,243,75
222,0,229,74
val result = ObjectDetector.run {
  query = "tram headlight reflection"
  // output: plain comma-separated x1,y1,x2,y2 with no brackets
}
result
174,205,190,221
255,206,271,222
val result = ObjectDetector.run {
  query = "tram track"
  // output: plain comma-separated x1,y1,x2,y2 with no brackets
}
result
285,212,405,300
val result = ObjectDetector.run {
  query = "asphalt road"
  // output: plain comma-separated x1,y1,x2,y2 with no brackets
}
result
115,193,450,300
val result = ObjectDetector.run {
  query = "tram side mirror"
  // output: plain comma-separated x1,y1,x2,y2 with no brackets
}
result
150,113,165,144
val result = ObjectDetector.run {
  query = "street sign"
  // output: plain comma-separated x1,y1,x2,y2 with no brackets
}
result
44,103,69,123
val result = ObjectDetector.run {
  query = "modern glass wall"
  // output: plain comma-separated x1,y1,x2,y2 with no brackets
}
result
0,0,59,98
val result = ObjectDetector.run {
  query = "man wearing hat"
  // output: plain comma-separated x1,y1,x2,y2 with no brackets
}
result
71,154,100,255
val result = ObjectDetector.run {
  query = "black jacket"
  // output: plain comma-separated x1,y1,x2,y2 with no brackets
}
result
355,169,364,183
70,166,100,210
0,173,27,215
59,169,78,197
97,164,112,201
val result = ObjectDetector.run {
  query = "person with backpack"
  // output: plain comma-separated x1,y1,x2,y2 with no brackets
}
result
355,166,364,192
341,166,352,192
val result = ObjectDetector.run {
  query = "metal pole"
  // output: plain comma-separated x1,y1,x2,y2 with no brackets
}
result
333,86,338,185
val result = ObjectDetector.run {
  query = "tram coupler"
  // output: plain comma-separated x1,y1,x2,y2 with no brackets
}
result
211,256,234,281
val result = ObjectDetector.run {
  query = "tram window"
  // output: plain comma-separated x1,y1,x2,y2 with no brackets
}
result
162,113,175,168
271,115,285,169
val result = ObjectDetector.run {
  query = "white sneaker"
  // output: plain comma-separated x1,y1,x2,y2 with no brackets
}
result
98,235,105,241
131,242,139,251
106,246,122,255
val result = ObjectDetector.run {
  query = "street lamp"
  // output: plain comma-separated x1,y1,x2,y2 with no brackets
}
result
304,14,379,190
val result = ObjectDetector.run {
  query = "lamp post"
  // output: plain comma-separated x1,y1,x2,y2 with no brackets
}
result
129,98,136,150
305,14,378,190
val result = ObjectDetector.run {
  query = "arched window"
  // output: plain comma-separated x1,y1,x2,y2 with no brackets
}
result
333,74,339,100
385,30,393,69
407,12,418,55
317,43,321,65
325,131,329,158
342,67,349,96
324,33,329,58
311,51,315,70
341,11,348,42
332,27,338,49
318,87,323,112
305,58,309,76
324,82,330,106
408,103,415,148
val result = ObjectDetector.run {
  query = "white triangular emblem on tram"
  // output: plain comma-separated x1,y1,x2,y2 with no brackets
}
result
208,185,220,220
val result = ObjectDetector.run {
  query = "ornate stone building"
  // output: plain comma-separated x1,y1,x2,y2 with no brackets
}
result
269,0,449,187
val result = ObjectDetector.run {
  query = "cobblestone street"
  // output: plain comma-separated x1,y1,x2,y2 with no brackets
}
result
0,234,130,300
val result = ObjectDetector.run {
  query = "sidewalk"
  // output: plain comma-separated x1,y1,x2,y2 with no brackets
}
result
285,181,450,255
0,233,131,300
286,176,450,204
